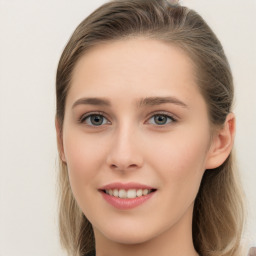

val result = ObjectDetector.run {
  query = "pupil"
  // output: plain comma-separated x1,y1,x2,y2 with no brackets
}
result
91,115,103,125
154,115,166,125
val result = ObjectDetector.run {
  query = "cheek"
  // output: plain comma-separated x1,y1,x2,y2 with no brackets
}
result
146,127,210,191
62,129,108,193
150,134,208,218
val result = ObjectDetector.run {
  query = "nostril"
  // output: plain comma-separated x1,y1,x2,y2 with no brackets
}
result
110,163,139,170
107,151,143,171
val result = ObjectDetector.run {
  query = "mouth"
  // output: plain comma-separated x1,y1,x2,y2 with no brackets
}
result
98,182,157,209
101,188,157,199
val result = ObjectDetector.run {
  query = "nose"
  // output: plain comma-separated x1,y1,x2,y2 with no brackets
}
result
106,125,144,172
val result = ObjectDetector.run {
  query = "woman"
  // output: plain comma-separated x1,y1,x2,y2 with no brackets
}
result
55,0,244,255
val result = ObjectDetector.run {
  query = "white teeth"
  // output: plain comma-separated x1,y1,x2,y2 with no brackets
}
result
127,189,137,199
136,189,143,197
104,188,153,198
113,189,119,197
143,189,149,196
118,189,126,198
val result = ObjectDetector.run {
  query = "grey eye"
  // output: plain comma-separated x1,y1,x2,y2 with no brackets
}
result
83,114,108,126
148,114,174,125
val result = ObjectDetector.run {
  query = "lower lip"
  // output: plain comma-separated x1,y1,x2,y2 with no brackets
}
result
100,190,156,210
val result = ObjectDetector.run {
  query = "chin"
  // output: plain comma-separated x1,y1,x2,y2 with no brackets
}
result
105,231,153,245
95,222,164,246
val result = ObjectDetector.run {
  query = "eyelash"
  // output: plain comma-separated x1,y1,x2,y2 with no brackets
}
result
146,111,177,126
79,111,177,127
79,111,110,126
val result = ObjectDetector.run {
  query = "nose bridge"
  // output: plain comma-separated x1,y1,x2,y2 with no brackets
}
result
107,121,143,171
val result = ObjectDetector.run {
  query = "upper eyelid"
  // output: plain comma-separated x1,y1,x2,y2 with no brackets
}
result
79,111,111,123
145,111,178,121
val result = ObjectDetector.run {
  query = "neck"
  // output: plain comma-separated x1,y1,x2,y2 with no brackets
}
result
93,204,199,256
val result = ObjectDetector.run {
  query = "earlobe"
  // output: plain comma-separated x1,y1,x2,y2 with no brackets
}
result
55,117,66,162
205,113,235,169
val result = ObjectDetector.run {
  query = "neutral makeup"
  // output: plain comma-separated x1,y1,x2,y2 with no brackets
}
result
59,38,224,256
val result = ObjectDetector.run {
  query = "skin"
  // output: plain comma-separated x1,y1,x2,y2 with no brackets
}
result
56,38,235,256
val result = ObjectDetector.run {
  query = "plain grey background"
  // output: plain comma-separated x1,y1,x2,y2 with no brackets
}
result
0,0,255,255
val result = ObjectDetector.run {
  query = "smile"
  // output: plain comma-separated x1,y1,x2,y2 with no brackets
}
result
99,182,157,210
104,188,155,199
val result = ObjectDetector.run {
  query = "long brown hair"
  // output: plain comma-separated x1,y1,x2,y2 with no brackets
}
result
56,1,244,255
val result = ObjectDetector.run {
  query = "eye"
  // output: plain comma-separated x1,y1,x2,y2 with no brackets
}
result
80,114,110,126
148,114,176,125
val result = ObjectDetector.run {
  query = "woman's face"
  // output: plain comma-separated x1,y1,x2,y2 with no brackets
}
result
60,38,215,244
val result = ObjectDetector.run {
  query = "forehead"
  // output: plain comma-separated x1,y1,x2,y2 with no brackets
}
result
68,37,203,108
72,37,196,82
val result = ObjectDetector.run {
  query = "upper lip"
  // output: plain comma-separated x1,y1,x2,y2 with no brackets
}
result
99,182,156,190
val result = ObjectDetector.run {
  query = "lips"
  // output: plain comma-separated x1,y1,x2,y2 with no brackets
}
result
99,182,155,190
104,188,154,199
98,182,157,210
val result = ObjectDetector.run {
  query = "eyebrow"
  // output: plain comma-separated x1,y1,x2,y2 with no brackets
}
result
138,96,188,108
72,96,188,109
72,97,111,109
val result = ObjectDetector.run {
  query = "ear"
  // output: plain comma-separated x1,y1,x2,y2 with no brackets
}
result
205,113,235,169
55,117,66,162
